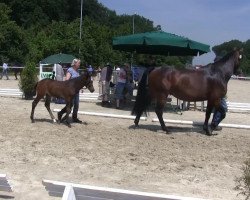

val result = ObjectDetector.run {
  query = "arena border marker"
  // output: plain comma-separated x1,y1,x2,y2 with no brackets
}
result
53,109,147,121
152,118,250,129
42,179,206,200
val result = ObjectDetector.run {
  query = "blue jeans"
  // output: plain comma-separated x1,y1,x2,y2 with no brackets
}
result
72,93,80,119
115,82,126,99
0,69,9,79
211,98,228,127
115,82,133,100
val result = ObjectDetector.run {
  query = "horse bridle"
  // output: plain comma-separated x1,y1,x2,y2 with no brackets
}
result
82,77,92,89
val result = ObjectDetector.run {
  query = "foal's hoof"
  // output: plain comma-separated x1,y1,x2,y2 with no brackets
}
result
52,119,57,123
58,112,62,121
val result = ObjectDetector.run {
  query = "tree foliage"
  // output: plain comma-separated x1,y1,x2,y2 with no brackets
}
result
2,0,249,72
213,40,250,75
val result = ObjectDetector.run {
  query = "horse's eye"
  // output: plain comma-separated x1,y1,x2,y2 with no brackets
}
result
239,55,242,59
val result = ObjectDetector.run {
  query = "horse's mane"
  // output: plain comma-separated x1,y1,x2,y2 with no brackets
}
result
200,50,237,73
214,50,236,65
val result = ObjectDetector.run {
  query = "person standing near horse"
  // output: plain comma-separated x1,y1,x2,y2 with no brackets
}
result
99,63,113,107
55,63,64,81
0,62,9,80
62,58,82,123
114,63,132,109
54,63,65,104
211,97,228,131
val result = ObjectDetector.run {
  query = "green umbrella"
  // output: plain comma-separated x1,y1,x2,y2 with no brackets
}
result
40,53,76,64
112,31,210,56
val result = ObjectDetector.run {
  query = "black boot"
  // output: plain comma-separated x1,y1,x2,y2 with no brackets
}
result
72,113,82,123
72,118,82,123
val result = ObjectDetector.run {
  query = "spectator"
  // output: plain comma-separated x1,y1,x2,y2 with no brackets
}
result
99,63,113,107
115,63,133,109
0,62,9,80
55,63,65,104
55,63,64,81
87,65,93,74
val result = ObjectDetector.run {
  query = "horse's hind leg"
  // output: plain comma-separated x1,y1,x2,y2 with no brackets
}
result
155,98,168,133
30,96,41,123
45,95,56,123
64,103,72,128
203,102,214,136
134,109,143,127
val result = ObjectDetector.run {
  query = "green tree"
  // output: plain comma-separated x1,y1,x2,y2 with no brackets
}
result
213,40,250,75
0,3,27,63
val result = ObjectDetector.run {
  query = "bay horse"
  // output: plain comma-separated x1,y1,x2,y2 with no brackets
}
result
132,49,243,135
30,71,95,127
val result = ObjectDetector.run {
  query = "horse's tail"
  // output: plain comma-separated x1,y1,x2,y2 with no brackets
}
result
32,82,38,96
132,69,152,116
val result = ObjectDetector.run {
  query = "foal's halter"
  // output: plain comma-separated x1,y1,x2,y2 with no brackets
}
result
82,76,92,89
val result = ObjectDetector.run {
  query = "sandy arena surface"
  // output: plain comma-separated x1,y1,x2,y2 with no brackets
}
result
0,76,250,200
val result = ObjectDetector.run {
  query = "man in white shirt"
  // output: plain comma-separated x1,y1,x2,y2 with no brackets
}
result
0,62,9,80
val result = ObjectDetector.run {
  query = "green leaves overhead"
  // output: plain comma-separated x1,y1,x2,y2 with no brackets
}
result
1,0,249,74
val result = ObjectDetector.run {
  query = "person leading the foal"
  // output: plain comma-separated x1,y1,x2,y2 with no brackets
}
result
211,97,228,131
65,58,82,123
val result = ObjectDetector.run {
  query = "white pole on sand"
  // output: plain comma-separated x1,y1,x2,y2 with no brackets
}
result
53,109,147,121
152,118,250,130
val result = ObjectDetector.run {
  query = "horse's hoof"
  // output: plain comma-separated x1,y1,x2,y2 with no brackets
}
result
164,128,170,134
206,132,212,136
205,128,213,136
57,112,62,121
53,119,57,123
31,120,35,123
134,122,139,128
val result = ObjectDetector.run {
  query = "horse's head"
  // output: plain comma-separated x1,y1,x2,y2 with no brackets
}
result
83,71,95,93
233,48,243,75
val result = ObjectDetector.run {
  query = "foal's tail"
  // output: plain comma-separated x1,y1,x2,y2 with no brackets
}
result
132,69,153,116
32,82,38,96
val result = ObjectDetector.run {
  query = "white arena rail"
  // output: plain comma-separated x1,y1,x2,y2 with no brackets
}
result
1,88,249,112
42,179,206,200
0,89,22,97
152,119,250,130
53,109,147,121
0,89,99,101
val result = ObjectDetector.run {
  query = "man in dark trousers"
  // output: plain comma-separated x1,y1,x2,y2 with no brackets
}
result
99,63,113,107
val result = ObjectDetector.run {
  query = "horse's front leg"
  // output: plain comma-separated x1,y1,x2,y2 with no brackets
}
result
45,95,57,123
64,103,72,128
58,105,67,123
155,99,168,133
203,103,213,136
